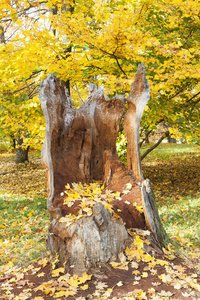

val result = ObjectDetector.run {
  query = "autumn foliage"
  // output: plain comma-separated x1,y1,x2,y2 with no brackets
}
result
0,0,200,149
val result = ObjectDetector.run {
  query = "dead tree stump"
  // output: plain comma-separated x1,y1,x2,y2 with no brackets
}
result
39,64,168,275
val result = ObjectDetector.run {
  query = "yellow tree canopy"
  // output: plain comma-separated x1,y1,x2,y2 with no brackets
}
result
0,0,199,148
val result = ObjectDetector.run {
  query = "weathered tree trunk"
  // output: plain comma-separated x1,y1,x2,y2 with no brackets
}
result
15,136,30,164
39,64,168,275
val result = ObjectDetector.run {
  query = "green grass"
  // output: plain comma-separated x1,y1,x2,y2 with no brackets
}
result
0,195,49,267
141,143,200,268
158,194,200,249
141,143,199,161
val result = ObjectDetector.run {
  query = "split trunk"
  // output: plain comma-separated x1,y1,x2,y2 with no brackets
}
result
39,64,168,275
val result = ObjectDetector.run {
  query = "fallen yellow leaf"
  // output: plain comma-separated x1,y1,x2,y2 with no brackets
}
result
81,284,88,290
37,272,45,277
52,267,65,277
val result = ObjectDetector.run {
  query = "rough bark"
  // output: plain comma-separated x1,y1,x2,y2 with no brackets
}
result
47,202,131,275
15,137,29,164
39,63,168,274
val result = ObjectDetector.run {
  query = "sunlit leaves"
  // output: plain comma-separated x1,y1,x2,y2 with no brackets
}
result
59,181,123,227
34,271,92,298
52,267,64,277
1,0,200,148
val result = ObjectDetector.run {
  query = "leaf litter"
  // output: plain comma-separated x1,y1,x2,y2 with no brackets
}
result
0,145,200,299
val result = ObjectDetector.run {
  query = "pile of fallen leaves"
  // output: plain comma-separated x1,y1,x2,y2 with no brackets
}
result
59,182,143,226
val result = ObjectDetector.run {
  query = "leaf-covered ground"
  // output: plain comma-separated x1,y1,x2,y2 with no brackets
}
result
0,144,200,299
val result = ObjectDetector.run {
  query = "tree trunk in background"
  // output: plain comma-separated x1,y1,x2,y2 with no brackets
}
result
0,25,5,44
15,136,29,164
39,64,168,275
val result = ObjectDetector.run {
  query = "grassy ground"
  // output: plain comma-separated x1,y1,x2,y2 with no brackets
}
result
142,143,200,270
0,143,200,271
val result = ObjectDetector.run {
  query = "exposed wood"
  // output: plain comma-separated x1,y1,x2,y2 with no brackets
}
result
39,76,125,218
124,63,150,182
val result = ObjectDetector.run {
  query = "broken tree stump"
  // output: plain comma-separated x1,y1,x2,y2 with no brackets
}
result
39,63,168,275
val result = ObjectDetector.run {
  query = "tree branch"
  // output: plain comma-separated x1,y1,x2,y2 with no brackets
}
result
113,54,127,78
184,91,200,106
4,82,36,95
141,131,169,161
140,129,152,147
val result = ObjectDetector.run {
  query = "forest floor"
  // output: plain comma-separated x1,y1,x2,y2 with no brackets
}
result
0,143,200,300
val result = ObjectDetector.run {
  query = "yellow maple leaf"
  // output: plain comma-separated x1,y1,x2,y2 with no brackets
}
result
104,203,114,212
174,282,182,289
110,261,129,270
55,290,76,297
175,265,186,273
133,289,147,299
148,287,155,295
134,235,144,249
131,261,139,269
37,272,45,277
132,270,140,275
116,281,123,287
142,253,152,262
16,272,24,281
33,297,44,300
136,205,144,213
83,207,92,216
142,272,148,278
38,257,49,267
78,272,92,284
52,267,65,277
45,287,55,295
67,192,81,199
137,290,147,299
81,284,88,290
159,273,173,283
67,275,79,287
113,212,121,218
156,259,169,266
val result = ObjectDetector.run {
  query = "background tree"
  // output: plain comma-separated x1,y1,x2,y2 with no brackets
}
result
0,0,199,160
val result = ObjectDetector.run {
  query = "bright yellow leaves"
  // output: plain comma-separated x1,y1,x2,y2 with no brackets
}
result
60,181,145,227
110,261,129,271
38,257,49,267
35,271,92,298
59,181,126,227
67,272,92,287
0,0,200,151
52,267,64,277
